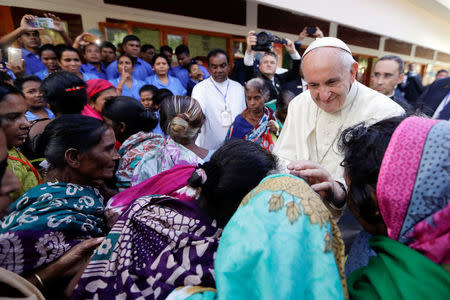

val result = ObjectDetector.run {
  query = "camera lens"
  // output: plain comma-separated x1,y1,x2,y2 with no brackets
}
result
258,32,269,44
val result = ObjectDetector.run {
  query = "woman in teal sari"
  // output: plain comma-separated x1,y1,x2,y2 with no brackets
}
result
340,116,450,299
167,173,347,300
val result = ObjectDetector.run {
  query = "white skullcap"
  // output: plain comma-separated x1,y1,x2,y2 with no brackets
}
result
303,37,352,57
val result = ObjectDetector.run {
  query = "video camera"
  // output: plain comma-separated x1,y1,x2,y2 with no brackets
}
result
251,31,287,52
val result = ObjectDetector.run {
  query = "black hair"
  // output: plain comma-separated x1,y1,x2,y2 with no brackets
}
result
122,35,140,45
40,71,87,115
159,45,173,54
0,72,13,84
141,44,155,52
188,139,277,227
14,75,42,92
276,89,295,111
192,56,203,63
56,45,81,60
436,69,448,75
100,41,116,53
376,55,404,75
139,84,158,95
186,63,197,73
36,114,108,168
175,44,190,56
38,44,56,57
339,116,406,224
207,48,229,64
118,53,137,67
153,88,173,107
102,96,158,142
0,83,24,103
151,53,169,67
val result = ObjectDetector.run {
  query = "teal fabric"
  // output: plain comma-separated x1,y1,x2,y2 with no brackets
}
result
167,174,346,300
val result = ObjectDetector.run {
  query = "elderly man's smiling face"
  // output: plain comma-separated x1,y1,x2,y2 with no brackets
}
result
302,47,358,114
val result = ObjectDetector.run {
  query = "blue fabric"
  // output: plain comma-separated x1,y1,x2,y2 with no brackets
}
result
173,64,209,89
345,230,376,276
34,68,49,80
166,174,346,300
105,58,153,81
109,77,146,100
24,107,55,121
22,48,46,75
227,114,252,139
82,71,99,82
398,120,450,244
151,110,166,136
81,62,107,79
145,74,187,95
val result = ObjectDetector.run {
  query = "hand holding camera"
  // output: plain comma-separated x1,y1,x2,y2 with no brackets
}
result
298,26,325,42
247,30,287,52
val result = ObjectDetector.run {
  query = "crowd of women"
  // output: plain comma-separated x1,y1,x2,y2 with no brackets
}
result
0,14,448,300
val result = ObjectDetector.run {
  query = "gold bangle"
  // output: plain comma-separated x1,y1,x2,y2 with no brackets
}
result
33,273,45,290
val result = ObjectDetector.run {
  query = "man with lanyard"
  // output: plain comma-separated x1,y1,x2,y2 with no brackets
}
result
192,49,245,150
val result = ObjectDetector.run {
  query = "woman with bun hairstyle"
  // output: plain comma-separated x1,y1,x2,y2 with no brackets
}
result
131,95,212,185
102,96,161,191
73,139,278,300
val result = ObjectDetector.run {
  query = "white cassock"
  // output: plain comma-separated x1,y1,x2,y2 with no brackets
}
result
192,77,246,150
274,81,405,182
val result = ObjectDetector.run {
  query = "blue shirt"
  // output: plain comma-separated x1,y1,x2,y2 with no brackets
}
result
22,48,46,75
81,63,107,79
173,64,210,89
109,77,146,100
145,74,187,96
82,71,99,82
105,58,153,81
151,110,165,136
34,68,49,80
25,107,55,121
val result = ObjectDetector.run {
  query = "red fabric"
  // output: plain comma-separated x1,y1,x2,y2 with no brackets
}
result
81,104,103,120
86,79,114,99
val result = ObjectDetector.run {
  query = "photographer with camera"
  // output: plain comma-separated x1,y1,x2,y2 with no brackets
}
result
243,30,301,101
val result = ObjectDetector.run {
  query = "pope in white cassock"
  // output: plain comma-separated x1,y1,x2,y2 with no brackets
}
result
274,37,405,214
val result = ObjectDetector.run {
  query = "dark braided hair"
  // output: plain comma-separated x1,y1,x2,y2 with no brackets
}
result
339,116,406,224
188,139,277,227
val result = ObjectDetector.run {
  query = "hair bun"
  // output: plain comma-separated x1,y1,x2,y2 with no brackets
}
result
168,116,189,137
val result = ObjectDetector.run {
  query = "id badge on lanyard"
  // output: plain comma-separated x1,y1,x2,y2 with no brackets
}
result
221,109,233,127
211,78,232,127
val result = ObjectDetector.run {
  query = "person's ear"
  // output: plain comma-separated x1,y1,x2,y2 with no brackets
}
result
397,72,405,85
349,61,358,83
118,121,127,135
65,148,80,169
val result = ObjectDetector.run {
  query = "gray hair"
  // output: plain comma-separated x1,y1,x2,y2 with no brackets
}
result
245,78,270,100
375,55,404,75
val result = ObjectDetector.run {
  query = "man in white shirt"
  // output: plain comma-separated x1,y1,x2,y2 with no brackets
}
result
192,49,246,150
274,37,404,213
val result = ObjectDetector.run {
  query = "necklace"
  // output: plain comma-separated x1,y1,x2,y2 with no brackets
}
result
314,84,359,164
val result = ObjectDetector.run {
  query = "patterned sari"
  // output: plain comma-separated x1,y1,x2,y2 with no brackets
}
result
115,131,165,191
73,195,221,300
131,137,204,186
226,107,276,152
0,182,106,274
167,174,347,300
348,116,450,299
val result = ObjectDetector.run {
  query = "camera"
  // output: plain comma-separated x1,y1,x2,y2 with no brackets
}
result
252,31,287,52
306,27,317,36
